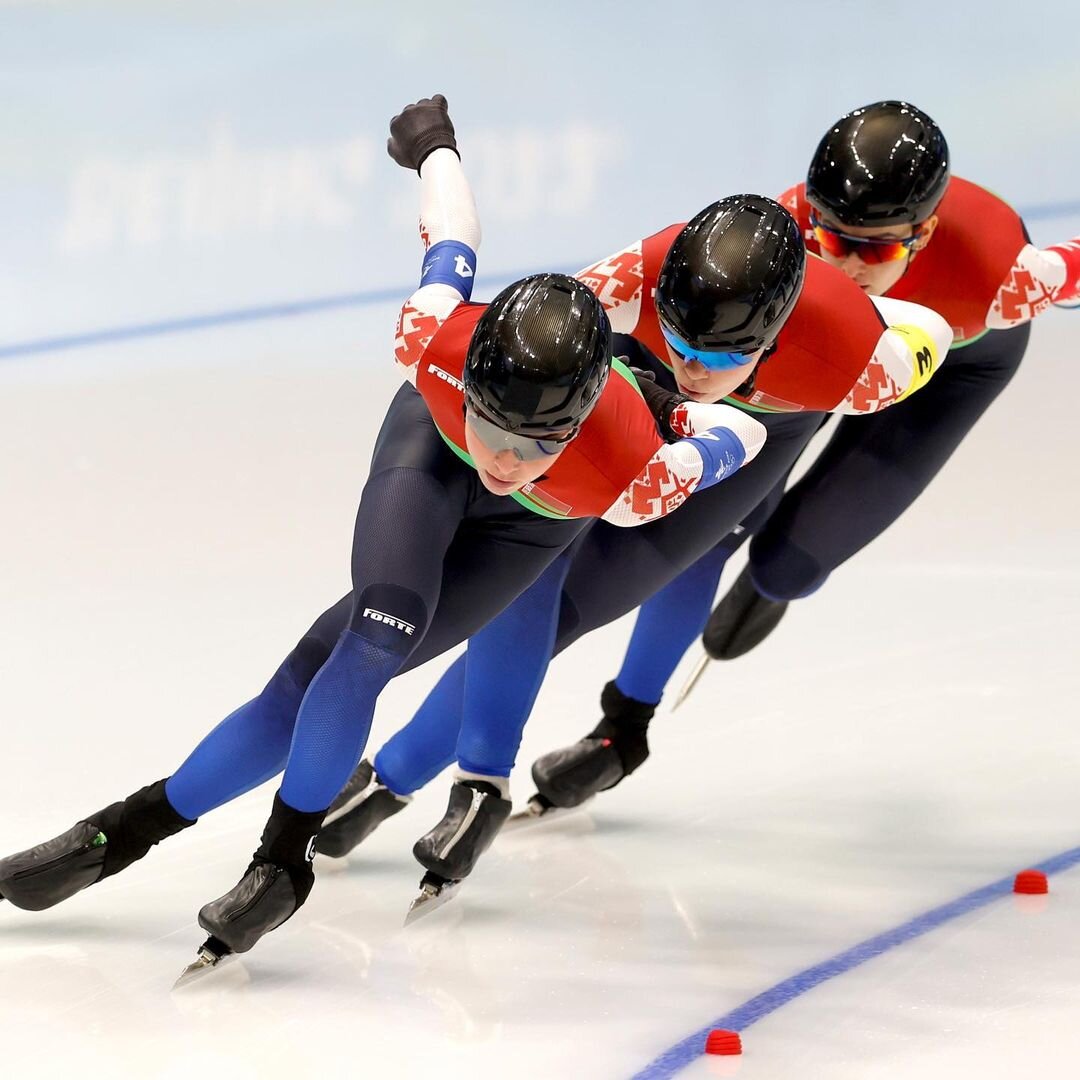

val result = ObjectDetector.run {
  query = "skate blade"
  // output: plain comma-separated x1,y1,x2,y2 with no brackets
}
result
172,939,231,990
502,796,593,833
672,651,711,711
404,878,462,926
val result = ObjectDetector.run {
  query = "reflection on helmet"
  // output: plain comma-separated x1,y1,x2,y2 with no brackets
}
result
465,274,612,435
656,195,806,354
807,100,950,228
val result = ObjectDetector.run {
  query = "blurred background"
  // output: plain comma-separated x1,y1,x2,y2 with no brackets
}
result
2,5,1080,1077
4,0,1079,347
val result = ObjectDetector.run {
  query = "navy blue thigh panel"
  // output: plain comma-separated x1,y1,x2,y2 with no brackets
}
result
552,409,825,654
748,322,1031,599
278,383,587,682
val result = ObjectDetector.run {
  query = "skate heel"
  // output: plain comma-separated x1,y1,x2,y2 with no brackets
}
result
0,823,108,911
316,759,412,858
404,779,511,921
412,779,511,882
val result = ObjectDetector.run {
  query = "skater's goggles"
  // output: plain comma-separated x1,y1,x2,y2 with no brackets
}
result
660,324,756,371
465,403,578,462
809,212,923,265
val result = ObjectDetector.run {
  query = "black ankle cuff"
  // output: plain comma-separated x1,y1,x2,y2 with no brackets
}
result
98,779,196,879
591,684,652,775
257,793,326,868
599,681,655,732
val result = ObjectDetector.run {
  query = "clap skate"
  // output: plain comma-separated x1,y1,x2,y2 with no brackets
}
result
404,777,511,924
175,794,321,986
512,681,653,823
316,759,412,858
0,780,192,912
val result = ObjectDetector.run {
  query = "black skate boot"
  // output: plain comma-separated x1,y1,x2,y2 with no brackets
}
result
512,681,654,825
406,776,511,923
316,759,412,858
702,565,788,660
0,779,194,911
195,794,323,958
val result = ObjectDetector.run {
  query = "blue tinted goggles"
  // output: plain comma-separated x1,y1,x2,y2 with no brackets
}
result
660,324,756,371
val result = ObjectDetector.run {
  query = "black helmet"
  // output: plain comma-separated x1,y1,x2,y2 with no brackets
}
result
465,274,612,434
807,101,950,227
656,195,806,354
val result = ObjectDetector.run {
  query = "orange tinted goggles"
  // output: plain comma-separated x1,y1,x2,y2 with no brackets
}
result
810,212,922,265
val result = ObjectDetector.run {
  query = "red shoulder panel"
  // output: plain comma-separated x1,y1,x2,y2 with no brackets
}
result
781,177,1028,341
732,257,886,413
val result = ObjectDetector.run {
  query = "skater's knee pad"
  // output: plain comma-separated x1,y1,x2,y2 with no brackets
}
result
350,584,429,656
748,536,827,601
280,634,335,690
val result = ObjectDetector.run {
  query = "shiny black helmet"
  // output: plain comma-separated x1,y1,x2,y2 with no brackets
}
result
656,195,806,354
807,101,950,227
464,274,612,434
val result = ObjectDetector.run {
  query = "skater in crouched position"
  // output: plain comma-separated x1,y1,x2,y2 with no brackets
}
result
0,97,765,968
317,183,955,906
521,100,1080,818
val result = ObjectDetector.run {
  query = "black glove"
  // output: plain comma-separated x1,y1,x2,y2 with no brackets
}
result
630,367,689,444
387,94,459,173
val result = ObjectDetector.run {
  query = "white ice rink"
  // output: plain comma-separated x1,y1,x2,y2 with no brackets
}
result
1,298,1078,1079
5,2,1080,1070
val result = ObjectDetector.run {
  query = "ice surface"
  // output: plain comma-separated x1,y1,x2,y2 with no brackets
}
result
1,310,1078,1079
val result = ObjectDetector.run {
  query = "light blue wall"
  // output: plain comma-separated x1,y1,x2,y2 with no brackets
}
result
3,0,1079,344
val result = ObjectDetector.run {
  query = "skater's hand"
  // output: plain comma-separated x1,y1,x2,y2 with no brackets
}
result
631,367,689,444
388,94,459,173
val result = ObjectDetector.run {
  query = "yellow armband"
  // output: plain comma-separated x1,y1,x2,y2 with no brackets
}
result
891,323,941,402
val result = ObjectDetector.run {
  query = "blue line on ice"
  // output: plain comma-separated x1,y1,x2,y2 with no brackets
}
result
632,844,1080,1079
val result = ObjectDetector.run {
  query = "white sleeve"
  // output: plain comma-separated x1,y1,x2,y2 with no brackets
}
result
986,242,1077,326
836,296,953,415
393,147,482,381
575,241,645,334
418,147,482,253
600,403,766,527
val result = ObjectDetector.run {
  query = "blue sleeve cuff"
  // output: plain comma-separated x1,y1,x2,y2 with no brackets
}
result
420,240,477,300
687,428,747,491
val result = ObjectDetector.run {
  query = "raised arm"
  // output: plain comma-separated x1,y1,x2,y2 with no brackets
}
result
838,295,954,415
390,95,482,381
